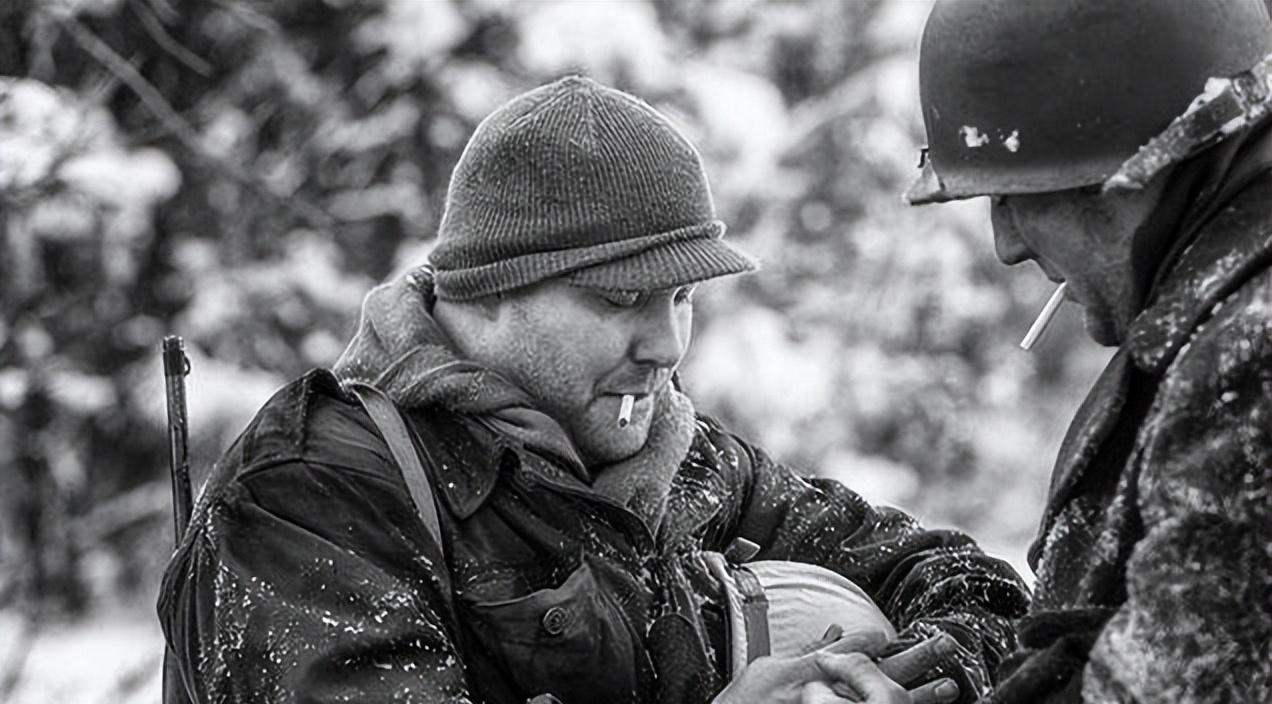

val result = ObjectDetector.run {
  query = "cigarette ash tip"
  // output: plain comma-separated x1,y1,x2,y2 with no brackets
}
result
617,394,635,428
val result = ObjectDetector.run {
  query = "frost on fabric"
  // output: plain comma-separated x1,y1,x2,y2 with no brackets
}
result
194,510,466,703
1003,130,1020,153
1051,246,1272,702
959,125,990,148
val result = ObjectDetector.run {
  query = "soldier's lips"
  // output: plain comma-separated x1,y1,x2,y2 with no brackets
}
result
604,390,652,398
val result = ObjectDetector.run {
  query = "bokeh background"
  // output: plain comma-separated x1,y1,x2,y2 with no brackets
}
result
0,0,1115,701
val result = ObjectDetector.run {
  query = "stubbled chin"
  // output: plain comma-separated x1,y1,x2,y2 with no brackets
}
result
580,436,648,468
574,416,650,467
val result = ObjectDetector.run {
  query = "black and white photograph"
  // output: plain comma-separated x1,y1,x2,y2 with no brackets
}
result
1,0,1269,702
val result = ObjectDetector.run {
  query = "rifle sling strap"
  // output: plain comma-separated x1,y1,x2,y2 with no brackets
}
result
347,382,450,591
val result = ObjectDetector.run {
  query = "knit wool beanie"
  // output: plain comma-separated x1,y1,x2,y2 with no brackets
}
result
429,75,758,300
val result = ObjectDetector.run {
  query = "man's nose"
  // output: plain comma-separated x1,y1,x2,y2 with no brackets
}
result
630,300,689,368
990,199,1033,266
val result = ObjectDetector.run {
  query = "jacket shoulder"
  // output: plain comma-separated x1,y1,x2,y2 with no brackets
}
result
1138,265,1272,524
213,370,499,521
219,369,379,474
1164,263,1272,388
1130,173,1272,371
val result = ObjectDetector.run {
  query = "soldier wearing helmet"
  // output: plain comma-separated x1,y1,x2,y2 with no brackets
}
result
909,0,1272,702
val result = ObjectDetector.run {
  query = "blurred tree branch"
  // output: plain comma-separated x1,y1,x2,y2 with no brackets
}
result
69,481,169,549
57,12,337,231
130,0,212,77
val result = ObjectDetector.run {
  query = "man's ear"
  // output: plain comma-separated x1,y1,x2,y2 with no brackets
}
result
433,297,502,357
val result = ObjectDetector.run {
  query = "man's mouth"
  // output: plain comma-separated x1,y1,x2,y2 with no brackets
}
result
1031,259,1064,285
600,373,665,399
606,389,652,399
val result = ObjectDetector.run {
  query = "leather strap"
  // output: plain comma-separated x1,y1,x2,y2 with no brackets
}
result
732,565,771,663
347,382,445,563
347,382,462,647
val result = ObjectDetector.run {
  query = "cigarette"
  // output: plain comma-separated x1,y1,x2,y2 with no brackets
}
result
617,394,635,428
1020,282,1068,351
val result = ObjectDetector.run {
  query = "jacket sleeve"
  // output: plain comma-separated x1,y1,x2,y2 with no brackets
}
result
159,458,473,704
1082,279,1272,703
711,422,1029,701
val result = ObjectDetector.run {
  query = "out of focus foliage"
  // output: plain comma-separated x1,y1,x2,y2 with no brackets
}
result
0,0,1107,631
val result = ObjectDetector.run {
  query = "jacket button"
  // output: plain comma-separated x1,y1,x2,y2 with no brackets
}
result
541,606,571,635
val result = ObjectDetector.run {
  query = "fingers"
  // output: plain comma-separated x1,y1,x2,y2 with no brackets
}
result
908,678,960,704
749,651,827,688
814,652,907,703
731,637,962,704
817,629,891,658
876,633,958,686
800,624,845,656
801,680,857,704
817,677,959,704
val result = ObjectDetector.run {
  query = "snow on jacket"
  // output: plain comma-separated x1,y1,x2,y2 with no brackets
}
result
991,166,1272,703
159,368,1028,703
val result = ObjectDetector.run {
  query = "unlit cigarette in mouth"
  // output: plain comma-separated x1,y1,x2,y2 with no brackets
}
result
617,394,635,428
1020,282,1068,351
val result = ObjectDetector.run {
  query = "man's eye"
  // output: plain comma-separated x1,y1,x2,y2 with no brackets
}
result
601,290,642,307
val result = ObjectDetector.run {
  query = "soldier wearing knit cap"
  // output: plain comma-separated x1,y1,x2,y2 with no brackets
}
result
159,76,1027,704
429,75,756,300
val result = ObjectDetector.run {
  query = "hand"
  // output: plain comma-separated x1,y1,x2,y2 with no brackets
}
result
819,632,958,686
805,652,956,704
813,630,962,703
711,652,834,704
711,639,960,704
876,634,960,691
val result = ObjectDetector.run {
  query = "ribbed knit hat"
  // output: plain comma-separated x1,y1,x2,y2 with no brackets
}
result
429,75,758,300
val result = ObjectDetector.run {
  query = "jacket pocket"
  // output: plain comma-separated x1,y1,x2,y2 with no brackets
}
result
465,556,643,703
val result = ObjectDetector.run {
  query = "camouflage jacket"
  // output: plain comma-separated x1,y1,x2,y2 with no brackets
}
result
993,172,1272,703
159,371,1028,703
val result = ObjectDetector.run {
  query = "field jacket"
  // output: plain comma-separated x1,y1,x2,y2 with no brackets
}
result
160,372,1028,703
992,170,1272,703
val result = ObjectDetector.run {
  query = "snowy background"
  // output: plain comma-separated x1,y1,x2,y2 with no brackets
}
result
0,1,1112,701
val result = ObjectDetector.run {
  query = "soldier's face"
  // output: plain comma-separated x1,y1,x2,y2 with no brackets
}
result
477,279,694,466
989,186,1161,346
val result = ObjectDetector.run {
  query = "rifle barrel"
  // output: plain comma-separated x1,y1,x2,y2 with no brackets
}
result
161,336,195,704
162,335,193,541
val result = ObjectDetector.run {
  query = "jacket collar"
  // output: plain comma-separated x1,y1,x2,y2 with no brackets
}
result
399,409,511,520
1125,173,1272,374
334,266,585,472
1028,171,1272,570
416,408,721,550
407,408,660,526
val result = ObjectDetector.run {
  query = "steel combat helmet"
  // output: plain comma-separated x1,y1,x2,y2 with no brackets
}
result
906,0,1272,204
